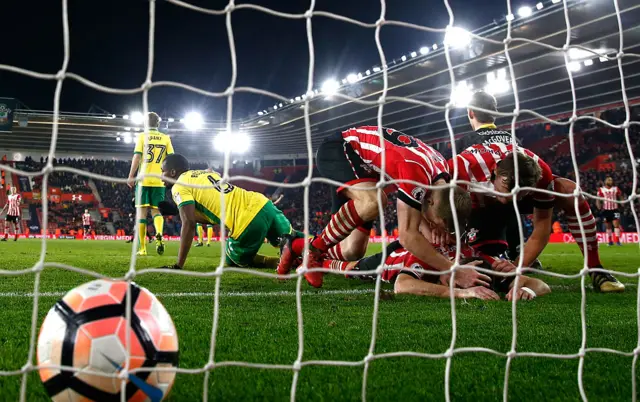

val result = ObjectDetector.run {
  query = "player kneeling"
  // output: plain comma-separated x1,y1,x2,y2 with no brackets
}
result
159,154,303,270
303,241,550,301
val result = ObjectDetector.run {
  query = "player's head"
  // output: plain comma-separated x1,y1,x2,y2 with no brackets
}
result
9,186,16,194
147,112,161,129
467,91,497,128
161,154,190,188
491,152,542,204
605,176,613,187
422,186,472,233
84,209,88,214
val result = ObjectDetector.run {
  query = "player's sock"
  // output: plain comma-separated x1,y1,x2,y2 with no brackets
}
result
252,254,279,269
311,200,365,252
327,244,345,260
138,220,147,252
566,201,601,267
207,226,214,244
606,228,612,244
614,227,621,244
197,224,204,244
322,259,350,271
153,214,164,239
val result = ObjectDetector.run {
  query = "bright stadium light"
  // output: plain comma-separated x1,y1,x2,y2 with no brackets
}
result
373,67,381,72
401,55,407,62
213,131,251,154
451,80,473,107
123,114,130,120
518,6,533,18
568,61,581,72
552,0,561,3
432,44,438,50
321,78,340,96
444,27,471,49
411,51,417,58
584,59,594,66
346,73,358,84
130,111,144,125
123,134,132,144
167,117,175,122
536,2,544,10
506,13,515,21
182,111,203,130
419,46,430,55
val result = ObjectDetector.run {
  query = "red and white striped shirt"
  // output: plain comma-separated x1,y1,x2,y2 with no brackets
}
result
597,186,621,210
82,213,91,226
6,194,21,217
342,126,450,209
381,244,477,283
448,143,555,209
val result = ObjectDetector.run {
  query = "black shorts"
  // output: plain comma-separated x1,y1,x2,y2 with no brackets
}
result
316,133,375,231
602,209,620,223
466,200,511,257
84,225,91,232
5,215,19,224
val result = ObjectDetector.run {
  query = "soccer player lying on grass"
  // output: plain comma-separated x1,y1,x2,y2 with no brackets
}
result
278,126,488,289
158,154,303,270
302,235,550,301
449,144,624,293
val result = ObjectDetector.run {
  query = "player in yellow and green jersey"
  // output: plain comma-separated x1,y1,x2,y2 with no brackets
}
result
158,153,303,270
127,112,174,256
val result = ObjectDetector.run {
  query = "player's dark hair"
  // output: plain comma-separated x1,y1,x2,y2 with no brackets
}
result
495,152,542,190
163,153,190,174
468,91,498,124
147,112,161,128
432,186,472,232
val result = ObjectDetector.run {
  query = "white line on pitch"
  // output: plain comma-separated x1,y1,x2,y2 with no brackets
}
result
0,288,376,298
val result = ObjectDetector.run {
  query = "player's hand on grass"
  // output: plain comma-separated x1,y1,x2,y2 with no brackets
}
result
506,287,536,301
452,260,492,289
461,286,500,301
492,259,516,273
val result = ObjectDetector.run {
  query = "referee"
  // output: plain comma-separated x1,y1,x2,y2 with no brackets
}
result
464,91,541,269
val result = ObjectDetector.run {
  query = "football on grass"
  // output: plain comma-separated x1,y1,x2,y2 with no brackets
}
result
37,279,179,402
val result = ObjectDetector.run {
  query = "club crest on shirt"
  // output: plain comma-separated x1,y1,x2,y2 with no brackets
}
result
0,103,12,124
172,191,182,204
467,228,479,243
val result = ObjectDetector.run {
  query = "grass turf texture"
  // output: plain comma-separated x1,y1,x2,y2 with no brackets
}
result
0,240,638,401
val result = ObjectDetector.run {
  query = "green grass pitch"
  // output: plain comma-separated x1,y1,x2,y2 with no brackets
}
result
0,239,639,401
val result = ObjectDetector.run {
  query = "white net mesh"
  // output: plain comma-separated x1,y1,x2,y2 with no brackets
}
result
0,0,639,401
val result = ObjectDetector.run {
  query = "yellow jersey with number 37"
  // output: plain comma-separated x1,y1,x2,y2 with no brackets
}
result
133,129,174,187
171,170,268,239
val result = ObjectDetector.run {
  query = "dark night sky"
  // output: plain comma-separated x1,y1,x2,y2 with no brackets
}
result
0,0,507,120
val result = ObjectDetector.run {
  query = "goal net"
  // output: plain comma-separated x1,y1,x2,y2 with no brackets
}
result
0,0,639,401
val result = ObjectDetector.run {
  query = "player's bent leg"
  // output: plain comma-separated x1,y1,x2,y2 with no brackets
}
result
553,177,624,293
328,226,371,261
226,203,275,268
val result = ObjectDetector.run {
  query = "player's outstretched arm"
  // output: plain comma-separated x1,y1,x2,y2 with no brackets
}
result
176,203,197,268
397,200,491,289
506,276,551,301
394,273,500,300
517,207,553,267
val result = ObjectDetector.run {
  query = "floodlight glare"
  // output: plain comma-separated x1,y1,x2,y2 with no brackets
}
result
321,79,340,96
444,27,471,49
213,131,251,154
130,111,144,125
183,112,203,130
346,73,358,84
419,47,430,55
124,134,132,144
567,61,581,72
452,80,473,107
517,6,533,18
536,2,544,10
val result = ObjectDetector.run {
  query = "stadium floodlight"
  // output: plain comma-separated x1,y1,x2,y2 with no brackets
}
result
346,73,358,84
258,111,264,116
123,114,129,120
584,59,594,67
451,80,473,107
506,13,515,21
518,6,533,18
116,137,121,142
365,70,371,75
599,56,608,62
213,131,251,154
444,27,471,49
419,47,429,55
373,67,381,72
183,111,203,130
410,51,417,58
432,43,438,50
130,111,144,125
167,117,175,122
321,79,339,96
111,114,116,119
551,0,561,3
401,55,407,62
295,96,301,101
567,61,581,72
123,134,132,144
536,2,544,10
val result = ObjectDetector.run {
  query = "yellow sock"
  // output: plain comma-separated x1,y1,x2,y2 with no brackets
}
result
197,224,204,243
207,226,214,244
153,214,164,238
138,220,147,251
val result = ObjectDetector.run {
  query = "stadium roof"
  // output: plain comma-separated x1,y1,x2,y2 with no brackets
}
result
3,0,639,159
